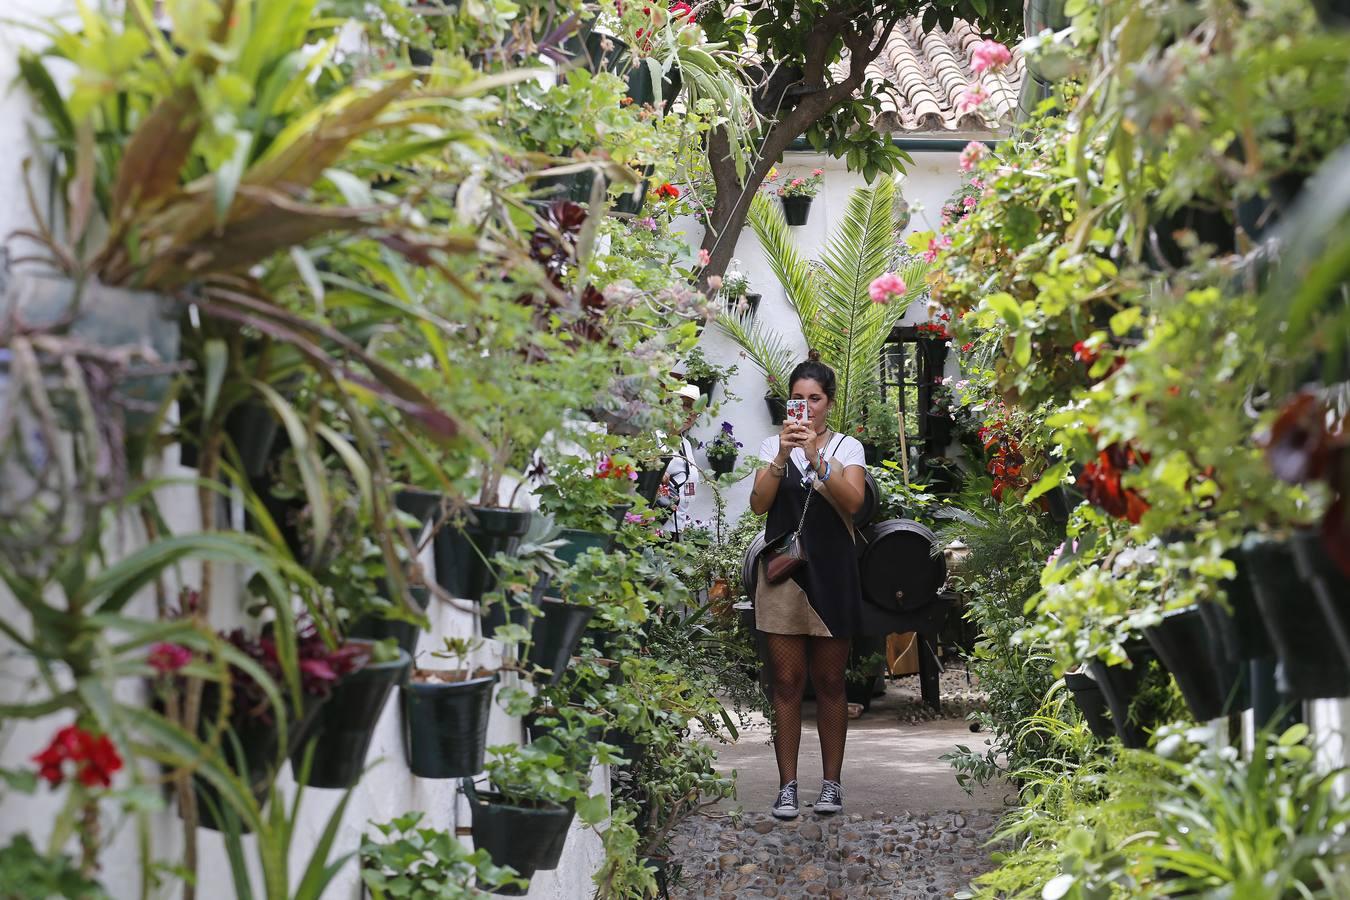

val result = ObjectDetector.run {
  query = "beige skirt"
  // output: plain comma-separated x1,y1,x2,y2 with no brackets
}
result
754,560,833,637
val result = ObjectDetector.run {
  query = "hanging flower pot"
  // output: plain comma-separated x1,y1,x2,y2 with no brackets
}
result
707,453,737,476
861,442,881,466
1063,668,1115,740
556,528,614,566
462,778,576,895
1087,641,1157,749
1199,551,1273,663
394,489,444,532
764,394,787,425
1244,534,1350,699
1143,606,1250,721
534,169,598,205
432,507,532,603
624,60,683,111
401,671,498,778
290,644,411,789
481,588,534,637
610,168,652,216
781,195,813,226
689,375,718,399
1,272,181,429
634,461,667,504
1288,529,1350,669
349,584,430,662
529,598,593,686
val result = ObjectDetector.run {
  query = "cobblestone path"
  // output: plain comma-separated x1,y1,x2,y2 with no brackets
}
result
667,807,999,899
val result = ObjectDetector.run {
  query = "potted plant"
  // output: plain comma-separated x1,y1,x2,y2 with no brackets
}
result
289,637,411,789
1142,605,1250,721
768,167,824,226
718,265,760,318
360,812,528,899
534,451,642,562
702,421,743,477
855,393,901,465
463,735,617,894
197,623,367,830
1062,667,1115,740
401,638,499,779
680,346,735,400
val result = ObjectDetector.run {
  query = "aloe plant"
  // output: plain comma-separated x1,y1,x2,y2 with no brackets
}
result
717,178,929,430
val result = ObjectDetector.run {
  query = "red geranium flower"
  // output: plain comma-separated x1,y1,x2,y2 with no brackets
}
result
653,183,681,200
669,1,695,19
33,724,123,789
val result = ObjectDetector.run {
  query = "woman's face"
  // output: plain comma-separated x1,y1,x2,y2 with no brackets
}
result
790,378,831,430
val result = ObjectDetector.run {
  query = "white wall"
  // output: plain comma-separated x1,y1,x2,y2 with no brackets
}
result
0,7,605,897
680,149,969,532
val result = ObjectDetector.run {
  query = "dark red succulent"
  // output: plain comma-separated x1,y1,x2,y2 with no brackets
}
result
1076,442,1151,524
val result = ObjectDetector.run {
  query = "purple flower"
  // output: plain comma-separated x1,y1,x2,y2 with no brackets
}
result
720,421,735,435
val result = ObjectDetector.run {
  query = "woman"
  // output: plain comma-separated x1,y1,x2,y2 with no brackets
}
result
749,352,867,819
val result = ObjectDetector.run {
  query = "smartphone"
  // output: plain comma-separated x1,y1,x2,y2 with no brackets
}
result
785,399,808,424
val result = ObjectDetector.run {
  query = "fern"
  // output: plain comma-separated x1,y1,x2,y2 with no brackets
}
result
718,180,929,429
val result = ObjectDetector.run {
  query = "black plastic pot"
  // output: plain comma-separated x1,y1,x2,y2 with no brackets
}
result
689,376,718,399
1063,669,1115,740
635,463,667,504
1289,529,1350,669
861,442,880,466
781,195,813,226
1244,535,1350,699
1202,551,1274,662
1144,606,1250,721
707,454,736,476
535,169,598,204
464,779,576,895
432,507,532,602
349,585,430,658
625,60,682,111
394,489,444,531
765,394,787,425
1312,0,1350,26
193,685,322,832
480,589,534,637
556,528,614,566
290,646,411,788
925,412,954,450
611,176,650,216
529,599,594,686
401,673,498,778
1087,641,1156,749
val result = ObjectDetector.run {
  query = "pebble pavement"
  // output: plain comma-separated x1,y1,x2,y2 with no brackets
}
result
666,807,1000,899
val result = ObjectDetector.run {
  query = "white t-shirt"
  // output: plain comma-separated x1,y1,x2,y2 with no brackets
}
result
758,432,866,475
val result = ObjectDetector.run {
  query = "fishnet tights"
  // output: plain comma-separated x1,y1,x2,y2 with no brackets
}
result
764,634,852,785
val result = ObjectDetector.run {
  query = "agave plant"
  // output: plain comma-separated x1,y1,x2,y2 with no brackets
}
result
717,178,929,430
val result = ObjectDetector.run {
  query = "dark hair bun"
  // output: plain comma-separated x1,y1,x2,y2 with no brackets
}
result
807,348,822,362
788,353,837,402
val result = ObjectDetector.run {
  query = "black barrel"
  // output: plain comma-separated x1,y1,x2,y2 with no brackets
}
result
858,519,947,614
853,469,880,526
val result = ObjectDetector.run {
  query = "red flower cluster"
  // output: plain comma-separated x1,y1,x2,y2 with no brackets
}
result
148,642,192,674
916,322,951,340
33,724,123,789
960,341,975,353
669,1,695,19
1072,340,1098,365
978,417,1026,501
1077,442,1151,524
653,183,680,200
596,455,638,481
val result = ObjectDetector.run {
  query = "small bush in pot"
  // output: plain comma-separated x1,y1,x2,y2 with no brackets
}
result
702,421,743,477
360,812,527,899
401,638,499,779
680,346,736,399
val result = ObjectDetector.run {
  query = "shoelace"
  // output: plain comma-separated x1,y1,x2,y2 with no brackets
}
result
819,782,841,804
775,783,798,807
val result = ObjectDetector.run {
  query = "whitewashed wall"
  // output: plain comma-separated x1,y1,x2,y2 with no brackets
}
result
0,6,604,897
679,149,969,531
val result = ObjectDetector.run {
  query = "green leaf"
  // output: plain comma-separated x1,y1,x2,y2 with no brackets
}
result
1024,462,1070,504
202,339,228,424
1109,306,1142,337
984,292,1022,328
1013,330,1032,367
575,792,609,826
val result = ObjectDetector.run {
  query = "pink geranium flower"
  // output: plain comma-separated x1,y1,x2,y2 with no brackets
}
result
963,195,977,209
959,141,986,171
697,248,711,266
868,271,908,304
922,234,953,263
956,83,990,114
811,168,824,176
971,40,1012,74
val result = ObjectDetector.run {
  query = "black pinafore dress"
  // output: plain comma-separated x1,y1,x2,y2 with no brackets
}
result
755,435,864,638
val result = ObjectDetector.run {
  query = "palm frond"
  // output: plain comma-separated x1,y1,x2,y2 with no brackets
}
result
747,193,818,333
715,307,796,398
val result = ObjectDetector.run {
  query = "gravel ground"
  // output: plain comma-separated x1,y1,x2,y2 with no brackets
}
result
883,663,989,727
666,807,1000,899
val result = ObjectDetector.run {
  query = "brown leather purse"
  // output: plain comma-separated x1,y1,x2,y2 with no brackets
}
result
764,479,815,585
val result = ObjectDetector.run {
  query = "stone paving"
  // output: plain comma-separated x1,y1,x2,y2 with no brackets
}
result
667,806,1000,898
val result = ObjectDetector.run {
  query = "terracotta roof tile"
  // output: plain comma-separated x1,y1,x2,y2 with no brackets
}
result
847,17,1024,134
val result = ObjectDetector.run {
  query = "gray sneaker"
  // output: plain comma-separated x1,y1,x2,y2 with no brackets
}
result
771,781,799,819
815,780,843,814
